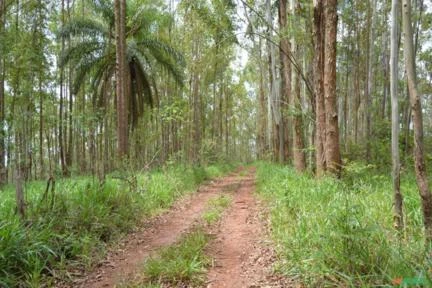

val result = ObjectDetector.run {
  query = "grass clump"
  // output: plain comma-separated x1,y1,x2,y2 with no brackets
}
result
141,230,210,286
256,161,431,287
0,163,235,287
202,195,232,225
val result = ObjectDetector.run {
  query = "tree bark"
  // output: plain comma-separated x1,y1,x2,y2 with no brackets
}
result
191,68,201,164
323,0,341,176
402,0,432,242
365,0,376,160
279,0,291,163
266,0,283,163
313,0,326,176
391,0,404,231
59,0,68,176
15,169,25,218
290,0,305,171
258,38,267,158
115,0,128,158
0,0,6,184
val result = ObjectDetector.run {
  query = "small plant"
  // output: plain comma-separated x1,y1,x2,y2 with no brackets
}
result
141,230,211,286
202,195,232,225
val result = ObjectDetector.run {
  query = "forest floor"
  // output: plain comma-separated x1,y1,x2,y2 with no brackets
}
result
65,167,295,288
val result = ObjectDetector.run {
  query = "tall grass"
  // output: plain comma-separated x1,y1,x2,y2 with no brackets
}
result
256,162,431,287
0,163,234,287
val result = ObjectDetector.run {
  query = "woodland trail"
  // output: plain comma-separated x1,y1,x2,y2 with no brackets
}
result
205,168,294,288
66,167,292,288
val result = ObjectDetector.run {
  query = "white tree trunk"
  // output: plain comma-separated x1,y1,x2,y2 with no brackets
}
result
390,0,403,230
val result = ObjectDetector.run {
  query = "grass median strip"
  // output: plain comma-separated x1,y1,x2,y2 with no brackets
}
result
202,194,232,225
123,194,232,287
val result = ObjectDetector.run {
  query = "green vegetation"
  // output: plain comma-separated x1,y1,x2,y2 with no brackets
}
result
0,164,233,287
256,162,432,287
135,229,210,287
202,194,232,225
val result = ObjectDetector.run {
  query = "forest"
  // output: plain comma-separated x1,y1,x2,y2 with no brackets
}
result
0,0,432,287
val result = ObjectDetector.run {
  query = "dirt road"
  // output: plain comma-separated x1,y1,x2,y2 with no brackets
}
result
65,168,292,288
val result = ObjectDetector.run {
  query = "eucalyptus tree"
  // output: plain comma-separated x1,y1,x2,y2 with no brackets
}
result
402,0,432,242
278,0,290,163
265,0,282,163
290,0,305,172
323,0,341,176
313,0,325,176
0,0,6,183
390,0,403,231
59,0,184,158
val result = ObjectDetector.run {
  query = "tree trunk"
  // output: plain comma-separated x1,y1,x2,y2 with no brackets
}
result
279,0,291,163
39,77,44,178
15,168,25,219
382,29,390,121
391,0,403,231
402,0,432,242
66,72,73,167
365,0,376,160
258,37,267,158
266,0,282,163
313,0,326,176
191,69,201,164
0,0,5,184
323,0,341,176
115,0,128,158
59,0,68,176
290,0,305,171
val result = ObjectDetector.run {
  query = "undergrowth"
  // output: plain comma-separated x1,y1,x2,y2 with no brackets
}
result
0,163,234,287
140,229,210,286
202,194,232,225
256,161,432,287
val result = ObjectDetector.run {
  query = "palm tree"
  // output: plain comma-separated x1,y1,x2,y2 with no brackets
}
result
59,0,184,155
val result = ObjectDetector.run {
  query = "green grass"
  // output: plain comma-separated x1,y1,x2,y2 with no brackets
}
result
139,229,210,286
202,195,232,225
0,163,235,287
256,161,432,287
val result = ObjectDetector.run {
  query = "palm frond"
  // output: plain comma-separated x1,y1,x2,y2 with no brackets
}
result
127,42,155,103
72,54,106,95
93,64,115,112
143,46,185,86
138,37,185,66
129,60,154,128
59,41,103,67
90,54,114,103
58,17,108,39
87,0,114,26
127,41,158,129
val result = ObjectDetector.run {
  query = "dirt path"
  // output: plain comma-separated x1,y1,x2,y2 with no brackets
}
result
205,168,292,288
64,168,293,288
66,171,245,288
